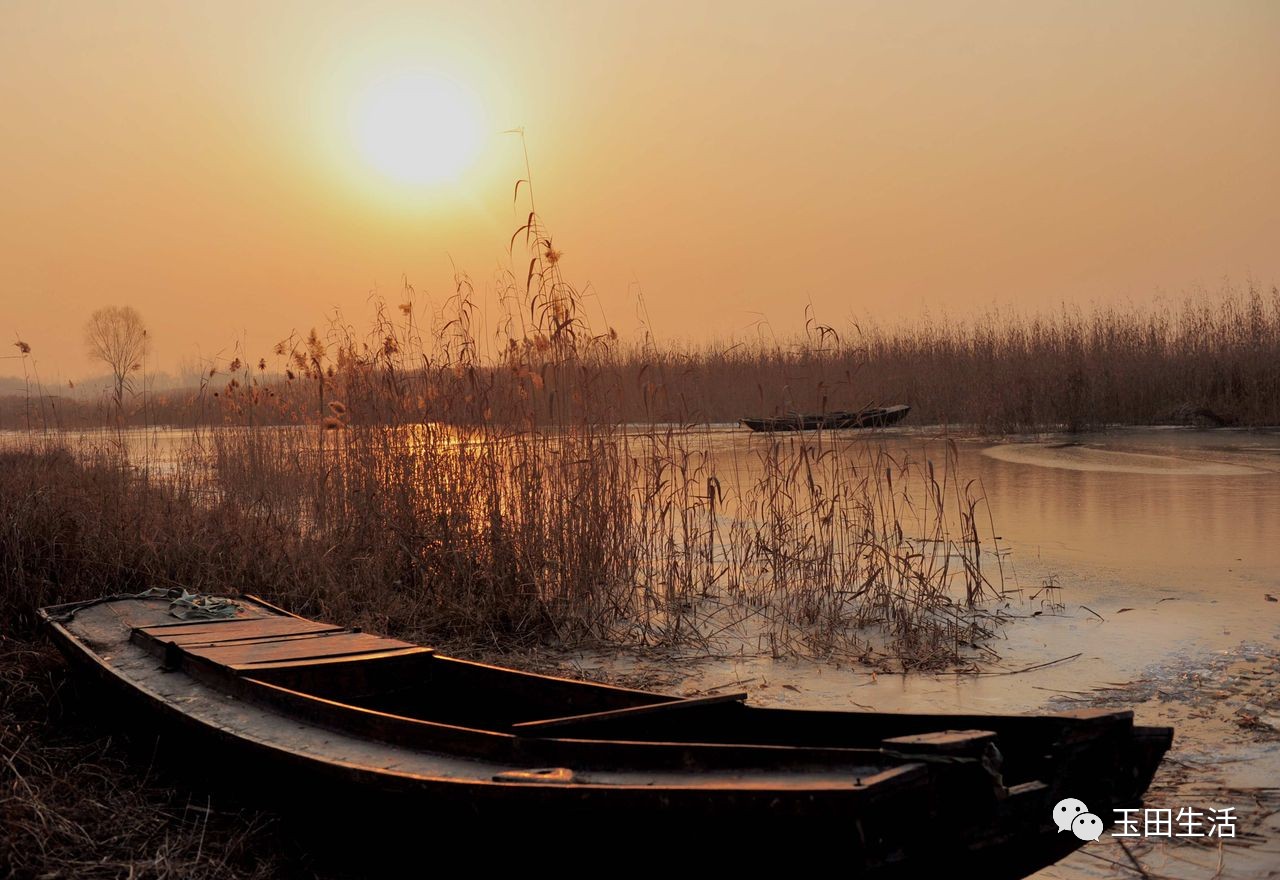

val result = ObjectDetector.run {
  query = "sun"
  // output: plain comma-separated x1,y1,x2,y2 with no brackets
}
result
352,73,483,185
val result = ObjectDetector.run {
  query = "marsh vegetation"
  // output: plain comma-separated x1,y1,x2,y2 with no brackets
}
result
2,228,1276,880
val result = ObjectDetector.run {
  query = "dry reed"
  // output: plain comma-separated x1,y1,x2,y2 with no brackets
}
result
6,286,1277,434
0,195,1003,668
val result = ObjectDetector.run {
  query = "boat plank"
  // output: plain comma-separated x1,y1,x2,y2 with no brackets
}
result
171,629,350,649
185,632,415,665
882,729,998,756
139,618,343,645
230,647,430,675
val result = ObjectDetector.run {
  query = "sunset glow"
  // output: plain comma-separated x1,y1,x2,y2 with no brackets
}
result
0,1,1277,382
352,72,483,185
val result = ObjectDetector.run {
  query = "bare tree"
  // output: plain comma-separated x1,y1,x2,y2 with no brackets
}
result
84,306,149,409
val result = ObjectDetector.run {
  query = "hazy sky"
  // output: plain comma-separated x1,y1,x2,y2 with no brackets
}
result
3,0,1278,380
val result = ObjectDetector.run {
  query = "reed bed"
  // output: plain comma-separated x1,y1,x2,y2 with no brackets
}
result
198,249,1007,664
602,285,1280,431
6,285,1278,433
1,208,1003,669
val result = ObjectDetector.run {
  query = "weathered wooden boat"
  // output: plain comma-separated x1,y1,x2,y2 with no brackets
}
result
41,593,1170,875
740,404,911,432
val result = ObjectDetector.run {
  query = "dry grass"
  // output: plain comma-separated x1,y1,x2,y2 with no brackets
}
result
0,644,294,880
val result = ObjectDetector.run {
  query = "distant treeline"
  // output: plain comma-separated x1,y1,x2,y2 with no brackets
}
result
4,286,1278,434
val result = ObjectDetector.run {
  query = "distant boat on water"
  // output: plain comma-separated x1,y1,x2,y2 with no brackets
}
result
740,404,911,433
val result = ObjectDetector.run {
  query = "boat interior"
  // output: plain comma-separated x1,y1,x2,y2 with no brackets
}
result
72,595,1143,785
239,649,1119,779
118,609,949,777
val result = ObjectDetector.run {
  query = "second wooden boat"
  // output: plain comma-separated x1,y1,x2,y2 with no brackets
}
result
741,404,911,432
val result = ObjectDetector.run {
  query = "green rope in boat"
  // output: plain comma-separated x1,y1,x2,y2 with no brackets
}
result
43,588,241,622
166,590,239,620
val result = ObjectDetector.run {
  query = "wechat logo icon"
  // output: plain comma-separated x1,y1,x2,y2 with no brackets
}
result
1054,798,1104,842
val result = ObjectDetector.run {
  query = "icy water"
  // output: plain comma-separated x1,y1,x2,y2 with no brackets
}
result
574,427,1280,878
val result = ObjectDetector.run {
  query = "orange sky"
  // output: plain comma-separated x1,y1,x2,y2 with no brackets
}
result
2,0,1278,381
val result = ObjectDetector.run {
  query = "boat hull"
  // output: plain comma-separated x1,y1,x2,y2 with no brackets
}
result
41,594,1170,875
741,404,911,432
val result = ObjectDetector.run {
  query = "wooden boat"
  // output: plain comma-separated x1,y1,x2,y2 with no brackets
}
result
740,404,911,432
41,593,1170,875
